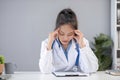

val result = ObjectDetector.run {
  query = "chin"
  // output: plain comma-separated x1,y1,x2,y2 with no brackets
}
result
61,42,69,45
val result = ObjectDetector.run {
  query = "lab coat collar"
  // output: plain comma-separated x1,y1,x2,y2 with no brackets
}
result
55,38,77,49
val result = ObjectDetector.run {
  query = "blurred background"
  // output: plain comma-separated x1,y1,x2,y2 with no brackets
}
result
0,0,110,71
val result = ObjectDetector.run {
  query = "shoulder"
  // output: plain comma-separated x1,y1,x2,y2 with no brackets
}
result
41,38,49,46
42,38,48,43
72,37,89,44
71,37,89,48
41,38,57,46
83,37,89,42
83,37,90,46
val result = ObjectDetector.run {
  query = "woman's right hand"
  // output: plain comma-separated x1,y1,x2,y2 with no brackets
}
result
47,29,59,50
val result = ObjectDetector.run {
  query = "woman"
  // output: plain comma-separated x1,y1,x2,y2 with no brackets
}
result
39,8,98,73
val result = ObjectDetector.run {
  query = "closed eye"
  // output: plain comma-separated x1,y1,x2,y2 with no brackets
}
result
59,30,74,36
59,31,64,36
67,32,74,36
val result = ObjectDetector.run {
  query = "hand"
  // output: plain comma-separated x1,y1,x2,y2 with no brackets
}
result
74,30,86,48
47,28,59,50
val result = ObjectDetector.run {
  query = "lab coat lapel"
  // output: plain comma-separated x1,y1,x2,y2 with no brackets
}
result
54,40,68,64
67,40,78,65
58,47,68,63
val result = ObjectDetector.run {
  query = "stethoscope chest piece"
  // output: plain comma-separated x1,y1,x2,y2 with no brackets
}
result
72,66,78,72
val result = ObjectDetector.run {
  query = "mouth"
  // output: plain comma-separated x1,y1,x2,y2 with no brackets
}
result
62,41,68,44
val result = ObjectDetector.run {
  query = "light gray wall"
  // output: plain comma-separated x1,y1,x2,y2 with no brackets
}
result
0,0,110,71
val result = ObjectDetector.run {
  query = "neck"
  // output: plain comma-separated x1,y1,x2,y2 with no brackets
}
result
63,44,68,50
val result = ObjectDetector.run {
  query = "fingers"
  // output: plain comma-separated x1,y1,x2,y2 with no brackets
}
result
53,28,59,36
49,28,59,37
73,35,78,40
55,28,60,36
55,28,60,33
74,30,83,36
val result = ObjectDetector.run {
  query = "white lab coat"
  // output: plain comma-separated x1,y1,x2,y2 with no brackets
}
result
39,38,98,73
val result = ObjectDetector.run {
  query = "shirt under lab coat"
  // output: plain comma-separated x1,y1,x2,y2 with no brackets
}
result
39,38,98,73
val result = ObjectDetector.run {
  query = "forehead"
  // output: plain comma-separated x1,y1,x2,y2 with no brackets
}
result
59,24,74,33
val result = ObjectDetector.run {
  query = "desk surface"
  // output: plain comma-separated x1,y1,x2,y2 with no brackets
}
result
6,71,120,80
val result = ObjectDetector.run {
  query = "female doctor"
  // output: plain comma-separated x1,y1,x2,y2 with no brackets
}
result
39,8,98,73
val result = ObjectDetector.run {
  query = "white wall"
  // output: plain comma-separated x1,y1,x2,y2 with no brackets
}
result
0,0,110,71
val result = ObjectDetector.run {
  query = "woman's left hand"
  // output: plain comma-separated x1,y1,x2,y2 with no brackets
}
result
74,30,86,48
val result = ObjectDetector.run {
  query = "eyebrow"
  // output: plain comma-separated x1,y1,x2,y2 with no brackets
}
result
60,30,74,34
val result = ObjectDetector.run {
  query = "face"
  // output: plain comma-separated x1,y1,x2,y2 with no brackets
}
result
58,24,74,46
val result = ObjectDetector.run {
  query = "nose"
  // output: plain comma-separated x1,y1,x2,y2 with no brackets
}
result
63,35,68,41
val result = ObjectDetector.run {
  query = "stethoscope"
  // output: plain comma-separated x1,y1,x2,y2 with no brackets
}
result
72,43,80,72
52,39,80,72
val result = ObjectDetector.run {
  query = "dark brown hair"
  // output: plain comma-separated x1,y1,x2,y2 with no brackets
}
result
54,8,78,30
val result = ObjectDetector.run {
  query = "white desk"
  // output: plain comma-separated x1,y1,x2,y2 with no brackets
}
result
6,71,120,80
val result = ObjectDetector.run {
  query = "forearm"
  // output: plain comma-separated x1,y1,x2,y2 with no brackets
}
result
39,40,54,73
79,47,98,73
39,50,53,73
78,39,86,48
47,39,54,50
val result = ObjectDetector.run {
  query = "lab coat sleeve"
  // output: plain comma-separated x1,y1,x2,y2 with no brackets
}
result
79,38,99,73
39,39,54,73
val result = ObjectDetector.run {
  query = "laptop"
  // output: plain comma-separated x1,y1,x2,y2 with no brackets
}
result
52,72,89,77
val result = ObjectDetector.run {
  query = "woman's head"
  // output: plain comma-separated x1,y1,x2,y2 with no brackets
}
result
55,8,78,30
55,8,78,46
